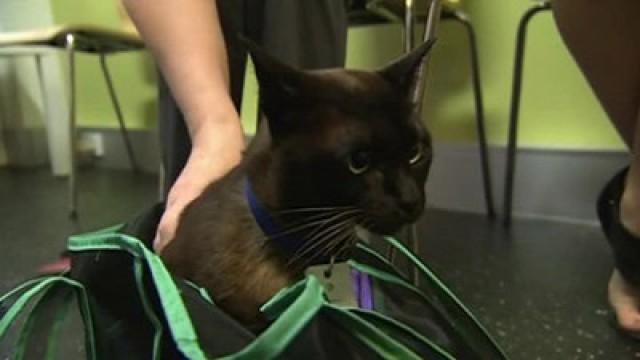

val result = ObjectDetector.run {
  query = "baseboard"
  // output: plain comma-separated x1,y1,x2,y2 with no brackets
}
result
77,129,630,223
426,143,628,223
1,128,48,167
78,128,161,174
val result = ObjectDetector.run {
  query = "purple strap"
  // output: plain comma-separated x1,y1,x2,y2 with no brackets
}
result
351,270,374,310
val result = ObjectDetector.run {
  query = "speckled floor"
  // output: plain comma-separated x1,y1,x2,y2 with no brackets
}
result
417,211,640,359
0,167,639,359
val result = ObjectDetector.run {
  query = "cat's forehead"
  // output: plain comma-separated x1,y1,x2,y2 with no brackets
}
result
303,99,423,154
284,68,424,151
304,68,395,101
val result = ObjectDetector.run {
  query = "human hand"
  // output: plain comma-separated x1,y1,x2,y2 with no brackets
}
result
154,117,244,253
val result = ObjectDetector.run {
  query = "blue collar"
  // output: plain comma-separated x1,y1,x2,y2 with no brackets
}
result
244,178,339,266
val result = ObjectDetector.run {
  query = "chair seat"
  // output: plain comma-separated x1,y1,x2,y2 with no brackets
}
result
0,24,143,54
349,0,460,26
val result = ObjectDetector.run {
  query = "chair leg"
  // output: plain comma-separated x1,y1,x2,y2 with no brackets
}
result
389,0,445,285
99,54,139,172
34,54,54,172
503,2,551,227
388,0,420,267
65,34,78,219
408,0,443,286
403,0,415,51
411,0,442,106
444,10,496,219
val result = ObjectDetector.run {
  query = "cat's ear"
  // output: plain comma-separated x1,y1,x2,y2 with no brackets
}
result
240,36,307,140
240,36,303,103
378,38,436,98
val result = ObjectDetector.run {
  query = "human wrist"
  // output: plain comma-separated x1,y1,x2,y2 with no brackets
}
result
187,104,241,150
187,115,244,175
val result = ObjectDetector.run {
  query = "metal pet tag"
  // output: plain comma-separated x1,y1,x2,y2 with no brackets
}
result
306,262,357,307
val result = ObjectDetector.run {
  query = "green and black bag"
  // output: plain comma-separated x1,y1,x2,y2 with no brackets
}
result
0,205,507,359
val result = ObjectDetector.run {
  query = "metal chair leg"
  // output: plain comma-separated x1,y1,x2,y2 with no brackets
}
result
389,0,418,270
99,54,139,172
34,54,53,172
503,2,551,227
65,34,78,218
411,0,442,107
403,0,416,52
388,0,419,267
403,0,443,286
408,0,443,286
445,10,496,219
387,0,445,285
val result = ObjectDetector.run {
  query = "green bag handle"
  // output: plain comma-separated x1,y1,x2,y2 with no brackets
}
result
15,283,75,360
377,237,507,359
0,276,97,360
252,275,423,360
133,257,165,359
348,260,455,360
68,230,209,360
67,229,439,360
323,303,423,360
221,276,325,359
346,307,455,360
68,231,329,360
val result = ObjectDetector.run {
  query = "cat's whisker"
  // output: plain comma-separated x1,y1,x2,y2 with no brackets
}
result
320,227,356,258
332,234,357,260
286,217,357,267
286,224,350,267
255,209,360,243
288,215,362,267
274,205,358,215
292,209,361,244
298,213,360,250
278,208,362,233
299,229,357,270
259,211,350,240
320,216,364,256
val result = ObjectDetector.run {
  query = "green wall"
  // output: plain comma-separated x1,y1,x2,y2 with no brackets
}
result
459,1,621,150
51,0,624,150
51,0,157,130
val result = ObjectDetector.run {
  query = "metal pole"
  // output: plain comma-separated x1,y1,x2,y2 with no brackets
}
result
410,0,443,286
411,0,442,108
451,10,496,219
99,54,139,172
65,34,78,218
404,0,415,52
504,3,551,227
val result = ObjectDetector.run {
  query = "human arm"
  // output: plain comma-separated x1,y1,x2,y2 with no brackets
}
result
123,0,244,252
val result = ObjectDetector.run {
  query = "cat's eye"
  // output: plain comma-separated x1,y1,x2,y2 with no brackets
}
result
409,143,424,165
348,151,371,175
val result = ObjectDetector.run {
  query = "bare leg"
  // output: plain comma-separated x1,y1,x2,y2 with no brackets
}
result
552,0,640,333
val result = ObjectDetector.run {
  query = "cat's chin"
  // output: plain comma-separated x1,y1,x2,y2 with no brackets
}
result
360,221,409,237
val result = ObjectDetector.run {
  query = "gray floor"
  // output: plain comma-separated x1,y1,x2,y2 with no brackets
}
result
0,167,639,359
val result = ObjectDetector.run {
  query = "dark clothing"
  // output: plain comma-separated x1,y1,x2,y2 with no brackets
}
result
158,0,348,195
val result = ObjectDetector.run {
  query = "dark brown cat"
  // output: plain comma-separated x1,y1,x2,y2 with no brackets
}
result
161,39,435,331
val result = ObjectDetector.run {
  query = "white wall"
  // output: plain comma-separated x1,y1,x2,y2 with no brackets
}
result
0,0,69,173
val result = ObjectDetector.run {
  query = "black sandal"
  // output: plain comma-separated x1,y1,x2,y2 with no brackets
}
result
597,166,640,287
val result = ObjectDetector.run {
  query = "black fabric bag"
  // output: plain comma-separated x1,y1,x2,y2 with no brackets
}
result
0,205,507,359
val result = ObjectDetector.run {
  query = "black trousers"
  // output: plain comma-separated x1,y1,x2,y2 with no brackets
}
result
158,0,349,196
